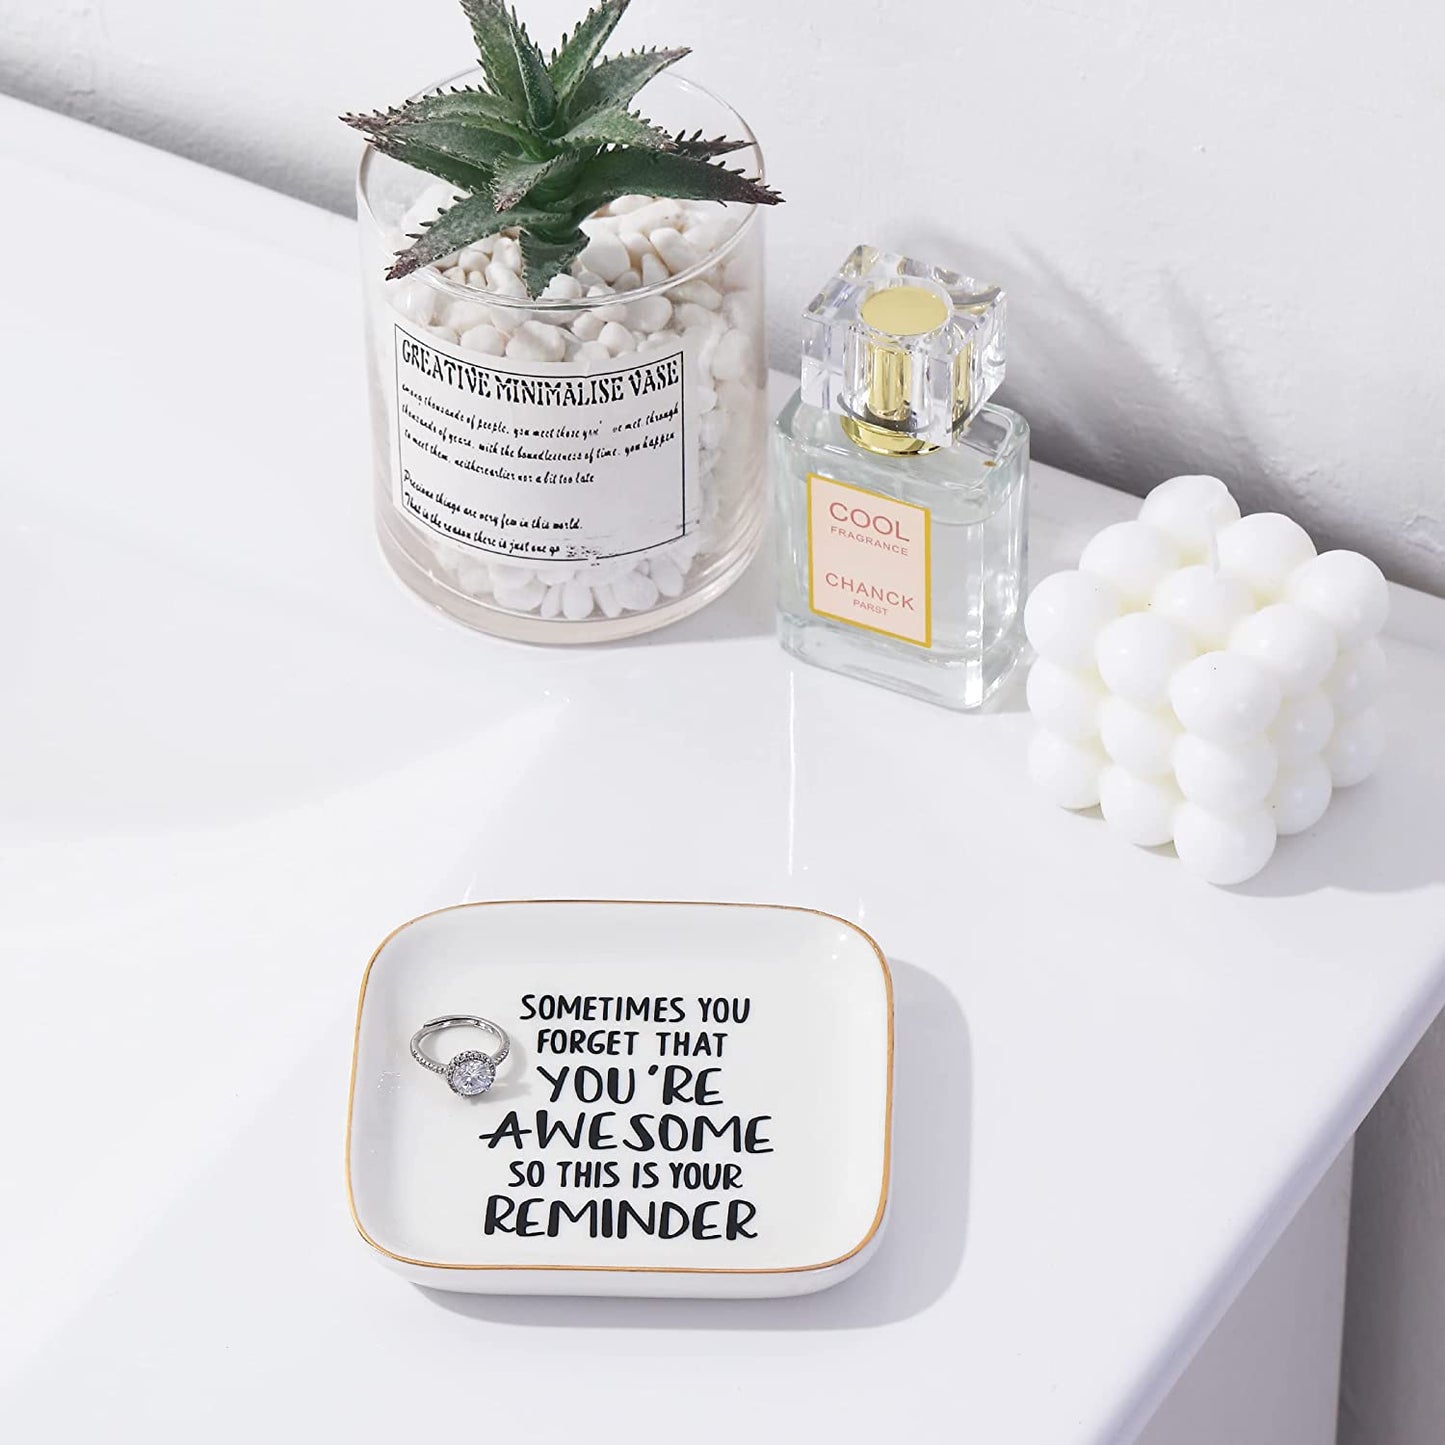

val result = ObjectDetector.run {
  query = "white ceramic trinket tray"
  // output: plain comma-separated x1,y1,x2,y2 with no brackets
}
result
346,900,893,1297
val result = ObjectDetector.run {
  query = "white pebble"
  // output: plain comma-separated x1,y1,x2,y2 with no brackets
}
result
1174,734,1279,813
614,268,642,294
561,580,594,620
580,234,631,283
613,570,661,612
724,292,755,328
651,227,701,274
571,312,604,342
540,584,564,620
621,199,683,234
458,243,493,271
575,340,612,364
493,575,547,612
396,283,441,325
622,230,657,264
443,265,468,285
629,295,673,332
543,273,583,300
675,302,717,332
649,555,685,597
710,329,752,383
1099,768,1182,847
1028,731,1107,810
594,582,623,619
447,301,495,332
484,262,527,299
599,321,636,355
699,412,728,449
460,324,507,356
505,320,567,362
672,279,722,309
609,194,653,215
493,237,521,272
640,253,669,288
696,385,718,413
1173,804,1277,885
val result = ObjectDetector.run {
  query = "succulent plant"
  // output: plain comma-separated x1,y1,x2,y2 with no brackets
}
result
343,0,782,294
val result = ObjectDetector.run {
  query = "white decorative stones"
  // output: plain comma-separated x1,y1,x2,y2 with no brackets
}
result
1025,477,1389,885
380,184,765,629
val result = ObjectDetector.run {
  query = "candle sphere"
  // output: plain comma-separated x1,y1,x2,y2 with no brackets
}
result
1269,689,1336,766
1269,758,1333,836
1023,569,1121,671
1098,767,1182,846
1288,551,1389,649
1326,640,1387,718
1099,696,1181,777
1026,659,1104,742
1325,709,1385,787
1138,475,1242,559
1173,733,1279,813
1168,652,1282,746
1095,613,1197,707
1216,513,1316,599
1149,565,1255,650
1028,730,1107,810
1230,602,1338,696
1173,803,1278,886
1079,522,1179,608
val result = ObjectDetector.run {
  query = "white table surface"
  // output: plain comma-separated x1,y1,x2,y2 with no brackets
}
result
3,97,1444,1445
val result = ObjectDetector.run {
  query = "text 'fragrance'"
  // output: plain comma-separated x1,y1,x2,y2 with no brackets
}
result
773,246,1029,709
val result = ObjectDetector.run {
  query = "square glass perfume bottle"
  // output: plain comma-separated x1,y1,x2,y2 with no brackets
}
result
773,246,1029,709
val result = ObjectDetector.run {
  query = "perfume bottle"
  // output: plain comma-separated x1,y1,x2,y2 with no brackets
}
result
773,246,1029,710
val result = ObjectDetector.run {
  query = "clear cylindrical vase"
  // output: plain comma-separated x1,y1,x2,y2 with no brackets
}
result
357,71,768,642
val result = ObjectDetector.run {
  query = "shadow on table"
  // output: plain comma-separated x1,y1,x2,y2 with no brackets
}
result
425,958,972,1330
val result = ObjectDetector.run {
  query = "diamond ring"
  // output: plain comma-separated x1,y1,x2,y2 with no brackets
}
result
410,1015,512,1096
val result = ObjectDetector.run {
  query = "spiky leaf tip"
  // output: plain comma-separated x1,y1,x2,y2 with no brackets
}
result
548,0,631,101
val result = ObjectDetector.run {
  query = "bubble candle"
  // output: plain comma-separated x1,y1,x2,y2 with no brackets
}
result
1024,476,1389,885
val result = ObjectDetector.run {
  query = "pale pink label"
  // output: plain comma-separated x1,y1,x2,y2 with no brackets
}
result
807,474,932,646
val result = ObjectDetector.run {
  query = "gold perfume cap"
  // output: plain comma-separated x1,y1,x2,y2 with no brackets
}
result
799,245,1007,456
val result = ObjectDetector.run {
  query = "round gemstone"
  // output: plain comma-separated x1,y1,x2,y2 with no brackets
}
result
447,1052,495,1096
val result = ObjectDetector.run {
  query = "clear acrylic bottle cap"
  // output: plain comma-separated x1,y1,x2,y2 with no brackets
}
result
800,245,1006,454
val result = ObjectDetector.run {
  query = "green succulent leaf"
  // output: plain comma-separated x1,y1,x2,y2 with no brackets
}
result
548,0,631,101
343,88,536,151
558,104,672,152
668,129,749,160
460,0,529,114
492,153,572,210
564,46,688,126
370,132,497,199
500,7,558,130
572,148,781,211
518,228,590,295
370,116,526,176
388,195,560,278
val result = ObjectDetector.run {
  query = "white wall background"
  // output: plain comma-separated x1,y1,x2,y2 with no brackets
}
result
3,2,1443,1438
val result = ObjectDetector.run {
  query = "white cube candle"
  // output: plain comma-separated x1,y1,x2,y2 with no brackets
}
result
1025,477,1389,885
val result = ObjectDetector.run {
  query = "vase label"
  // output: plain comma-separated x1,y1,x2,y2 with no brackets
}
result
390,320,698,563
806,474,932,646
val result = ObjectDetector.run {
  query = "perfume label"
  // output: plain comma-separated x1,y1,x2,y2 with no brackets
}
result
389,319,698,562
807,474,932,646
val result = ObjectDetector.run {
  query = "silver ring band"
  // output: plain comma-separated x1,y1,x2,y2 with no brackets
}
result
411,1015,512,1096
